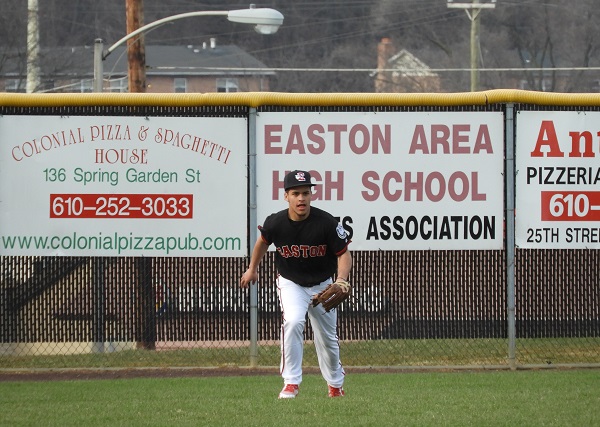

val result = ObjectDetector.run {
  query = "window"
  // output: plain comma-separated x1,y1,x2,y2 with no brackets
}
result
5,79,25,93
109,78,127,93
217,78,239,93
79,80,93,93
519,77,553,92
174,78,187,93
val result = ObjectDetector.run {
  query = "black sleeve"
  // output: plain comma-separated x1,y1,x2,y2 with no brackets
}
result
258,214,276,245
328,219,351,256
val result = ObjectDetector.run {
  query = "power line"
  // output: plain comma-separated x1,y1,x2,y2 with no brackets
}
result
153,66,600,73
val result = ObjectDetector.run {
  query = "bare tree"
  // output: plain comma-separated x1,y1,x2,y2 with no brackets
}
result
2,0,600,93
492,0,600,92
0,0,27,91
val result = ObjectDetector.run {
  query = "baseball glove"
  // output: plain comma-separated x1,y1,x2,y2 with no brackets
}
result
312,278,351,312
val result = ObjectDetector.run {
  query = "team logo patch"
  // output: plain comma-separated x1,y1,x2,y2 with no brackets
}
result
336,223,348,239
295,172,307,182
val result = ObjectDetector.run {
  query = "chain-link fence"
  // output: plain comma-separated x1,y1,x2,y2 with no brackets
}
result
1,249,598,369
0,95,599,370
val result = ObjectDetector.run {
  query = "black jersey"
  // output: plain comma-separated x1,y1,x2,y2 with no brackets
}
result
259,206,350,287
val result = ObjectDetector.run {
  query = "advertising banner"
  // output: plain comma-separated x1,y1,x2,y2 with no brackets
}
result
516,111,600,248
256,111,504,250
0,116,247,256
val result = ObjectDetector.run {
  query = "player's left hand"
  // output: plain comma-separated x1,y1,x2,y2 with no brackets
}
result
311,278,351,312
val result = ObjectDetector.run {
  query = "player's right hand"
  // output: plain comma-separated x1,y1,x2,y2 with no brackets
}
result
239,269,258,288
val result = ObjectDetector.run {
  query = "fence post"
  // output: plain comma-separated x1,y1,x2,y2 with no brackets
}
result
505,103,517,369
92,257,105,353
248,107,259,367
136,257,156,350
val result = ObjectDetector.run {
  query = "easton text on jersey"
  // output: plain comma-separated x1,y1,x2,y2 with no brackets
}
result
276,244,327,258
367,215,496,241
527,166,600,185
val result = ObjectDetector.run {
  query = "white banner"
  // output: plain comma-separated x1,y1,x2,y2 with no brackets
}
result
0,116,247,256
516,111,600,248
256,111,504,250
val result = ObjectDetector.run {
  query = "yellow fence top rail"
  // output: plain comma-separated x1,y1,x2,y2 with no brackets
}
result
2,89,600,108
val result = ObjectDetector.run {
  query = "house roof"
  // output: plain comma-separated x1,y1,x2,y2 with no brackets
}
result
388,49,437,78
1,43,274,78
107,44,274,77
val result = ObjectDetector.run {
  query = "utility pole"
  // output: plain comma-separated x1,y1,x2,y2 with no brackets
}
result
125,0,152,351
126,0,146,92
447,0,496,92
26,0,41,93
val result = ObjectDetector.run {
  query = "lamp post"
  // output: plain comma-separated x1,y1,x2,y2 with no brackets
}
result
93,6,284,92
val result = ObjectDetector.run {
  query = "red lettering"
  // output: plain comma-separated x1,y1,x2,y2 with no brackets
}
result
410,124,494,154
94,148,148,164
276,244,328,258
431,125,450,154
447,172,469,201
264,124,282,154
404,172,424,201
471,172,486,201
285,125,306,154
272,170,285,200
299,245,310,257
452,124,470,154
409,125,429,154
307,124,326,154
312,171,344,201
349,124,370,154
265,123,390,155
382,171,402,202
531,121,565,157
361,171,380,201
569,131,595,158
361,170,486,202
424,172,445,202
328,124,347,154
473,125,493,154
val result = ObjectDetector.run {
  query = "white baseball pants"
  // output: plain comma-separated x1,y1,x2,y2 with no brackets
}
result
277,275,345,387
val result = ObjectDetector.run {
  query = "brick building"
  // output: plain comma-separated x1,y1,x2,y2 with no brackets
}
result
1,39,274,93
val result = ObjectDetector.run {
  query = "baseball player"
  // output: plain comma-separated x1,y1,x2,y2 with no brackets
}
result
240,170,352,399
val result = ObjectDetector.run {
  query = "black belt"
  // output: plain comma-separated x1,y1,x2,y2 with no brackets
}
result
298,278,331,288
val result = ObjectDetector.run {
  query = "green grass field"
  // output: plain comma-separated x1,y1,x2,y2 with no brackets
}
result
1,370,598,426
2,337,599,369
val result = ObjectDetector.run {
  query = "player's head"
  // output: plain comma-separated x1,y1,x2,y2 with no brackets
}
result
284,170,315,220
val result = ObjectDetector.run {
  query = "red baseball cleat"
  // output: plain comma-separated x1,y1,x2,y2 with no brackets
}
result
278,384,299,399
328,385,345,397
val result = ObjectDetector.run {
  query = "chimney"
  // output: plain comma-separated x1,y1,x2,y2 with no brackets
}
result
377,37,394,70
376,37,395,93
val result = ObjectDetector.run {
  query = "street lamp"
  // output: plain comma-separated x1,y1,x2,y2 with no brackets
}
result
93,6,284,92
